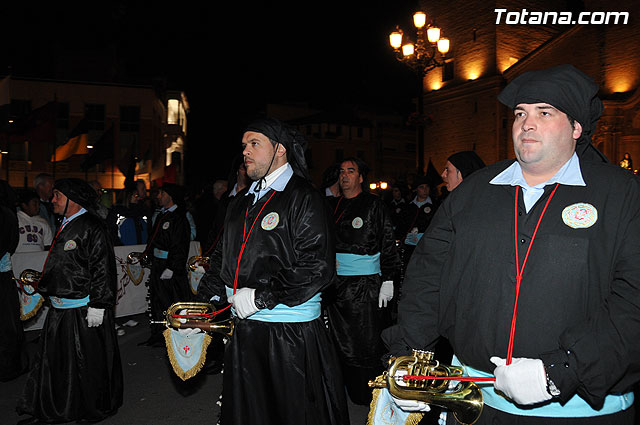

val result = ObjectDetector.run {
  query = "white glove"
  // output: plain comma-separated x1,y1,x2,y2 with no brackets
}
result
491,356,552,405
194,266,206,274
177,309,202,335
160,268,174,280
392,396,432,412
389,370,431,412
86,307,105,327
227,287,259,319
378,280,394,308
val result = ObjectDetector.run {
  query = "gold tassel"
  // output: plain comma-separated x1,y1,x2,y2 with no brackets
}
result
163,328,213,381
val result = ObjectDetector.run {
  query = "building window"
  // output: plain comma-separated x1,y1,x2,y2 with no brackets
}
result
357,127,364,138
57,102,69,130
442,60,454,82
85,104,105,131
120,105,140,132
10,99,31,118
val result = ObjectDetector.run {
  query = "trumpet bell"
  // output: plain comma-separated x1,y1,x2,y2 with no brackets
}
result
126,251,150,268
13,269,42,295
188,256,210,272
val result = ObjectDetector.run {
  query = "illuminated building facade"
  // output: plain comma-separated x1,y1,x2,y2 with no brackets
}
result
0,75,188,190
416,0,640,173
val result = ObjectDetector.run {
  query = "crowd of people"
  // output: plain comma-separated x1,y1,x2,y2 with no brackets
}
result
2,63,640,425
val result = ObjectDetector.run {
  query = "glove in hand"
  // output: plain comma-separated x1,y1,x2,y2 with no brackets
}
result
86,307,105,327
228,287,259,319
491,356,552,405
177,308,202,335
160,268,174,280
378,280,394,308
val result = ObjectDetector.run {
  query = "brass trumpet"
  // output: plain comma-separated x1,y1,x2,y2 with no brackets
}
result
369,350,483,425
150,302,234,336
187,255,210,272
13,268,42,295
126,251,151,268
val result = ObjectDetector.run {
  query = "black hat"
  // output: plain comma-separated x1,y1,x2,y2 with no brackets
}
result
244,117,310,181
498,64,606,162
54,178,98,210
160,183,185,205
447,151,486,179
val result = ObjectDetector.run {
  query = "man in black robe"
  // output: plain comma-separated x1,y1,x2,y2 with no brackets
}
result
196,117,349,425
142,182,191,346
383,65,640,424
326,157,400,406
17,178,123,423
397,175,437,266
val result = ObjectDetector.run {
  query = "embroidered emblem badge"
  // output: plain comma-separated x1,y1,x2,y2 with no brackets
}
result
162,222,170,230
395,207,402,214
424,206,431,214
64,240,77,251
261,212,279,230
562,203,598,229
352,217,363,229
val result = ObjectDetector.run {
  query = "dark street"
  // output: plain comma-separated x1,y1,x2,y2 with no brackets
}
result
1,313,371,424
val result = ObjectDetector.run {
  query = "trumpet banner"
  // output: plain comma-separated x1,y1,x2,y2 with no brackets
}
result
188,269,204,294
368,375,425,425
163,328,212,381
16,283,44,321
125,261,145,286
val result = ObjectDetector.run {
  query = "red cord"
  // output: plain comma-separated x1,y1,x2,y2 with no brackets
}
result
403,375,496,382
506,184,559,364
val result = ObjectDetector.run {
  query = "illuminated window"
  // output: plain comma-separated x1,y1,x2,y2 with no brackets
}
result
168,99,180,125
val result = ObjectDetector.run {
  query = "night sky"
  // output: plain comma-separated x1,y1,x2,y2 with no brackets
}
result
1,1,423,183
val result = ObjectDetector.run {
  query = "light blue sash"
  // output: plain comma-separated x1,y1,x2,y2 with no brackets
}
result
452,355,633,417
50,295,90,309
154,248,169,259
225,286,321,322
0,253,11,272
336,252,381,276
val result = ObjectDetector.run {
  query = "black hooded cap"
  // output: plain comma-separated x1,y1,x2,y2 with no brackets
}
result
498,64,607,162
244,117,311,181
448,151,486,179
54,178,98,211
160,182,185,207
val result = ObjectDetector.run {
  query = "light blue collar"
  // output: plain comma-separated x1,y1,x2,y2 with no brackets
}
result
411,196,432,207
247,163,293,203
61,208,87,228
490,153,585,212
161,204,178,214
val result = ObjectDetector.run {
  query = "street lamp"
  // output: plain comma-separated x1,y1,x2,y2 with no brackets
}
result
389,11,451,175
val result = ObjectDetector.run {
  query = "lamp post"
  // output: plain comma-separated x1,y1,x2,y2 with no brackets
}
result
389,11,450,175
